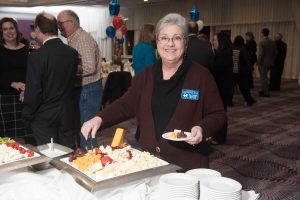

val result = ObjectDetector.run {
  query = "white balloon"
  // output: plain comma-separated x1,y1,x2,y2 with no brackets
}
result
115,29,123,39
197,20,204,31
30,31,36,39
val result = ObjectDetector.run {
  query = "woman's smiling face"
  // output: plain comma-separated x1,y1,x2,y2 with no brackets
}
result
1,21,17,43
156,24,186,65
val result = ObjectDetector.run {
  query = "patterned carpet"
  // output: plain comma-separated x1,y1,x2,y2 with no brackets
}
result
210,79,300,200
98,79,300,200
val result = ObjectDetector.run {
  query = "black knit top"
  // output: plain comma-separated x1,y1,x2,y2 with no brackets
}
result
0,45,28,95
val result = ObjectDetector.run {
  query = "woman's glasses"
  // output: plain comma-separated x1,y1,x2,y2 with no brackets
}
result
157,35,185,44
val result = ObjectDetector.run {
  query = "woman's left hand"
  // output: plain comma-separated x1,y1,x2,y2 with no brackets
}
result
186,126,203,146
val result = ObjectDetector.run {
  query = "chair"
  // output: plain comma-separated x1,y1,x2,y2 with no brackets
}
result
101,71,132,109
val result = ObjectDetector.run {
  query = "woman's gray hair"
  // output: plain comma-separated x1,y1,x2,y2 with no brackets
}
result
155,13,188,39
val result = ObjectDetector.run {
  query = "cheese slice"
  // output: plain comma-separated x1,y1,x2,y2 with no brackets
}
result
111,128,125,147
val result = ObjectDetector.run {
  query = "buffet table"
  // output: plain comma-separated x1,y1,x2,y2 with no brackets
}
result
0,167,259,200
0,141,259,200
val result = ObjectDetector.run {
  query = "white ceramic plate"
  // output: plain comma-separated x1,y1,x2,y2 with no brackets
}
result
201,177,242,193
160,173,198,187
186,168,221,181
162,131,192,141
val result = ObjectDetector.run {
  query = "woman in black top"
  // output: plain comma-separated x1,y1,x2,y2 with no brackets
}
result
231,35,256,106
0,17,29,138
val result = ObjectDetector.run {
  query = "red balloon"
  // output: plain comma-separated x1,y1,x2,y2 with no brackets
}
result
120,26,127,34
112,16,123,29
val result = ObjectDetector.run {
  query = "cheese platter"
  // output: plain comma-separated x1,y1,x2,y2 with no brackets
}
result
0,138,49,172
50,128,181,191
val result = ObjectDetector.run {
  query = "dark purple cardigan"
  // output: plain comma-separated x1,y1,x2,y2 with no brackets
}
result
98,61,226,170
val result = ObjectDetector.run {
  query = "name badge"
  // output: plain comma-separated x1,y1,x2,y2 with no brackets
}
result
181,89,200,101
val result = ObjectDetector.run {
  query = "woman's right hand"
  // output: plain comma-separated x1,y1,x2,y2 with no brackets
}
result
11,82,25,91
81,116,103,140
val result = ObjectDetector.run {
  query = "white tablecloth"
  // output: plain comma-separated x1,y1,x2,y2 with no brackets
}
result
0,168,260,200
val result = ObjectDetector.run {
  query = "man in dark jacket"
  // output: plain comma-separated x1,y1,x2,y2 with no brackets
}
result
257,28,277,97
23,12,79,148
270,33,287,91
186,21,214,69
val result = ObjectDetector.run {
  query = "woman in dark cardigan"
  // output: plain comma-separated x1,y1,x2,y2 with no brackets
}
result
81,13,226,171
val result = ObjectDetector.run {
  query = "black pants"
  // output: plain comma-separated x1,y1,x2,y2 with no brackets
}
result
231,73,255,104
270,64,284,91
31,122,77,149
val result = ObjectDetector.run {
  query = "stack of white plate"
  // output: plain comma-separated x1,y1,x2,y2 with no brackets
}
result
186,168,222,181
159,173,199,200
199,177,242,200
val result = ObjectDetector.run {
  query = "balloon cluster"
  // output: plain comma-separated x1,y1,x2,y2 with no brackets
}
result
106,0,128,44
189,6,204,31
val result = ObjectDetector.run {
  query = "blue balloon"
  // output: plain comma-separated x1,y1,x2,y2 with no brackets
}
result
106,26,116,38
30,23,35,31
117,37,124,44
109,0,120,16
189,6,199,22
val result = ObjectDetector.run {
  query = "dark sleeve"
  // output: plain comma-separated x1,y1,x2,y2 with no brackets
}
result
257,42,264,65
208,45,215,71
240,48,252,72
23,52,44,120
283,43,287,60
198,70,226,138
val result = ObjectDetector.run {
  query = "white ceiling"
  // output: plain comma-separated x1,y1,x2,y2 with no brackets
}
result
0,0,170,7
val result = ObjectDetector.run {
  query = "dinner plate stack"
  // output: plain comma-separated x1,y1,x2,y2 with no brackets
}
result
186,168,222,182
199,177,242,200
159,173,199,200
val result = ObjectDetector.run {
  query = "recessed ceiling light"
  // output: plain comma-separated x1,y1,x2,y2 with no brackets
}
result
144,0,148,2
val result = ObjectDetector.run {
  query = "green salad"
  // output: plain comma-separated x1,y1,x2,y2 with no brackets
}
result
0,137,14,143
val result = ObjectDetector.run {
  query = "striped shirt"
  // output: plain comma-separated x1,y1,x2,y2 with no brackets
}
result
68,27,101,86
232,49,240,73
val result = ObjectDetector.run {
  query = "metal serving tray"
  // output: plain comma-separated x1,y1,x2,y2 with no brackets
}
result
0,144,49,172
51,155,181,192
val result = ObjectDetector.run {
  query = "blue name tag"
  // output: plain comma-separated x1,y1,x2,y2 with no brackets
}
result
181,89,200,100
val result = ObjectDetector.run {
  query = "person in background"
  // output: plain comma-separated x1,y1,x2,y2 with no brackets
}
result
270,33,287,91
257,28,277,97
0,17,29,139
132,23,156,74
186,21,214,69
81,13,226,171
231,35,256,106
23,12,79,148
57,10,102,149
245,32,257,88
197,33,208,41
211,32,234,144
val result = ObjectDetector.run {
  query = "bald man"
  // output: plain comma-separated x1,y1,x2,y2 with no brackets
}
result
23,12,79,148
57,10,102,150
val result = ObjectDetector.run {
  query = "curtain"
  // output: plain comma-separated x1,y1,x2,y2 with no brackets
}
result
120,0,300,79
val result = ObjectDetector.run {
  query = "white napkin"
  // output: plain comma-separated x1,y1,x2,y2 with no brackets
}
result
242,190,260,200
93,179,152,200
0,169,97,200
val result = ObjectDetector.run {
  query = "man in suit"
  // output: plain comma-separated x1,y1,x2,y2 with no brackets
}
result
257,28,277,97
23,12,79,148
186,21,214,69
270,33,287,91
